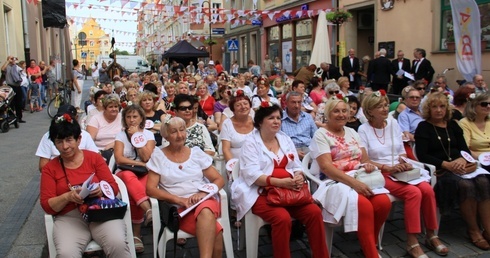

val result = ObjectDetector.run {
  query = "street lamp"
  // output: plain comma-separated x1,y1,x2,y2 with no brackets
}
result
202,0,212,59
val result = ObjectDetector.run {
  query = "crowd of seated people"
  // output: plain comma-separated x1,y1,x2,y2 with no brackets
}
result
37,59,490,258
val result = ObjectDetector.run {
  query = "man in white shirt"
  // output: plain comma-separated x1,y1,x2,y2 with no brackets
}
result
35,105,99,172
91,62,99,85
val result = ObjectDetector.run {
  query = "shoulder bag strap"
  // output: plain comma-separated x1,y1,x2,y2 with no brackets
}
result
124,130,138,160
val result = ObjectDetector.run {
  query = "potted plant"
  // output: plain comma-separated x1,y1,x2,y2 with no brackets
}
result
326,9,353,25
445,22,456,51
481,25,490,49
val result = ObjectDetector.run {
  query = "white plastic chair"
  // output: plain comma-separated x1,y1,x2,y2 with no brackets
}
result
301,153,336,256
302,153,405,251
231,160,271,258
108,154,117,173
151,189,233,258
45,174,137,258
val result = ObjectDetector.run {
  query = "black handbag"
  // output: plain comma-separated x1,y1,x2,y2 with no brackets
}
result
157,200,180,258
117,164,148,177
117,130,149,177
100,148,114,165
59,157,127,223
80,196,127,222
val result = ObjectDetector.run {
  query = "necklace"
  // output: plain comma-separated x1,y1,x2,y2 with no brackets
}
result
372,123,386,145
165,148,187,169
433,123,452,161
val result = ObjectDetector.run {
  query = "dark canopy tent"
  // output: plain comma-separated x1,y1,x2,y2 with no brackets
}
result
162,40,209,71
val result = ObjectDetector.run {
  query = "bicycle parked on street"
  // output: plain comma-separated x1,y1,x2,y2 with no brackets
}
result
47,80,72,118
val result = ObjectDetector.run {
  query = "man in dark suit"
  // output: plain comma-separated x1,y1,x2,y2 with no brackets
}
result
411,48,435,84
391,50,411,95
320,62,341,81
341,48,361,90
367,48,393,91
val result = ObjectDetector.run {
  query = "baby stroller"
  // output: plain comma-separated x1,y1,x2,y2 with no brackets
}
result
0,85,19,133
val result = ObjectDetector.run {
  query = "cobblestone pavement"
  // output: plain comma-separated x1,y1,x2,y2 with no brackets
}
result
135,202,490,258
3,79,490,258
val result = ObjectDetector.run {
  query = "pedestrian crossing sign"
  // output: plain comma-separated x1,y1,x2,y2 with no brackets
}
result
228,40,238,52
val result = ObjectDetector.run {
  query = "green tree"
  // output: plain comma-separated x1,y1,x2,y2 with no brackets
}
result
114,48,130,55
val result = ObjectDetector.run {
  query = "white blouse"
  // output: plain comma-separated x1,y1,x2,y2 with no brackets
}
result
146,146,213,199
358,118,405,166
219,119,254,159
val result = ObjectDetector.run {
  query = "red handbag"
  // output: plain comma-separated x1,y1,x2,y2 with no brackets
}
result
266,184,313,206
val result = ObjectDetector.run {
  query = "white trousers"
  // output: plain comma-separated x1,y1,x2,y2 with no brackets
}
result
72,79,84,108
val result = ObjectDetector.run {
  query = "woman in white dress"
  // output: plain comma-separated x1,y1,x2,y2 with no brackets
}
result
146,117,225,257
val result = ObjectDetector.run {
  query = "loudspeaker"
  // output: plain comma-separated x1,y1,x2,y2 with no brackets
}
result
42,0,67,28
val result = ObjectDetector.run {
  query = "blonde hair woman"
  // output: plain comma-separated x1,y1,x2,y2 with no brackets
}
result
359,92,447,257
310,96,392,258
416,93,490,250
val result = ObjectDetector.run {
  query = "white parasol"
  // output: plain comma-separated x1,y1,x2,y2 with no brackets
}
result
309,10,331,68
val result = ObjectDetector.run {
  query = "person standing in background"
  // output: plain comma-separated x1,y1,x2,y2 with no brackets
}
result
411,48,435,84
231,60,239,77
72,59,84,112
1,56,26,123
391,50,411,95
341,48,361,90
91,61,99,86
186,61,196,75
367,48,393,91
263,54,273,77
46,60,58,100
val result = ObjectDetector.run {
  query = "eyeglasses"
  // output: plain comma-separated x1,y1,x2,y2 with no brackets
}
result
177,105,193,111
408,96,421,100
416,87,425,91
328,90,340,95
480,102,490,107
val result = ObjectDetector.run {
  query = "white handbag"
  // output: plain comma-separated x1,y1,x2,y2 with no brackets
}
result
354,168,385,189
389,118,421,183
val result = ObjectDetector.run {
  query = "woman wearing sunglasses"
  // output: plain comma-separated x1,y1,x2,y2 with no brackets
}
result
415,93,490,251
459,93,490,166
315,82,341,127
172,94,215,156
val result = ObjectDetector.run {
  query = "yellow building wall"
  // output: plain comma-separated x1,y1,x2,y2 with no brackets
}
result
340,0,490,90
77,18,109,67
0,0,25,61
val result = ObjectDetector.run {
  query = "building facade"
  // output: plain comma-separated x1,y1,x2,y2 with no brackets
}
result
2,0,71,82
136,0,225,66
72,18,111,69
339,0,490,89
223,0,334,74
1,0,25,64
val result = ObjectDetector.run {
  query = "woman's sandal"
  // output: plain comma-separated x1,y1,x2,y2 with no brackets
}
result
483,230,490,243
425,236,448,256
133,236,145,253
144,209,153,227
407,243,429,258
468,230,490,250
472,238,490,250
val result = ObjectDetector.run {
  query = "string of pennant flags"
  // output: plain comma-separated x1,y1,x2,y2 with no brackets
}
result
26,0,344,50
28,0,339,25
